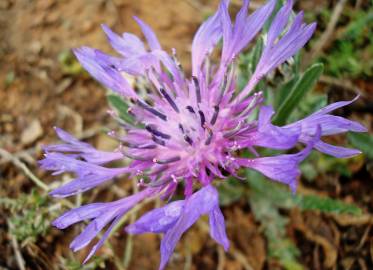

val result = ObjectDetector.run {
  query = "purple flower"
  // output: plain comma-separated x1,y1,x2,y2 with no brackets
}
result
237,126,320,193
236,0,317,101
284,96,367,158
43,127,123,165
41,0,366,269
126,185,228,270
39,152,130,197
52,187,158,263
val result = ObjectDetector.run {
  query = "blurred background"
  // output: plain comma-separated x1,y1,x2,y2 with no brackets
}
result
0,0,372,269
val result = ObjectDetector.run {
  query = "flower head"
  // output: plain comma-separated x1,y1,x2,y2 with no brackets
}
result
41,0,366,269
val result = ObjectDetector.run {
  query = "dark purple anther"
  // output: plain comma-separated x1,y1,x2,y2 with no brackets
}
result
145,125,171,139
153,156,181,164
217,73,228,105
205,128,214,145
198,110,206,127
178,123,184,133
151,135,166,146
137,100,167,121
160,88,179,113
186,106,196,114
210,105,220,125
122,152,154,161
122,142,157,149
192,76,201,103
184,135,193,146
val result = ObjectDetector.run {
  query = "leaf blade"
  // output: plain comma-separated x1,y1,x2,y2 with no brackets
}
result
273,63,324,126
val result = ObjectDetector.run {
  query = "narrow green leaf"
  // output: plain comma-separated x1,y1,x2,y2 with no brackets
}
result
287,93,327,122
296,195,362,215
292,52,302,74
107,94,135,125
218,178,245,206
274,75,300,110
237,37,264,91
348,132,373,159
273,63,324,125
246,169,362,215
249,37,264,75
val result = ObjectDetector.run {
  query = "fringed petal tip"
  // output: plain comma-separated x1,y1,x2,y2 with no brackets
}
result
132,16,162,51
51,219,65,230
54,190,158,264
48,188,76,198
315,141,363,158
126,186,228,270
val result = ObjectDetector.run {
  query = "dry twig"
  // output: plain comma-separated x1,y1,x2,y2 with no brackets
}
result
122,180,139,268
307,0,348,64
319,75,362,93
198,220,254,270
183,246,192,270
217,246,226,270
8,220,26,270
332,214,373,226
0,148,49,191
229,247,254,270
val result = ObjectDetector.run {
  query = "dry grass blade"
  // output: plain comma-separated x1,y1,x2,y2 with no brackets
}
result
307,0,348,65
122,179,139,268
0,148,49,191
217,246,226,270
8,220,26,270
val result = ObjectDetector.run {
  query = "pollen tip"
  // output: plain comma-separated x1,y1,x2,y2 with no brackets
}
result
107,131,116,137
171,175,178,183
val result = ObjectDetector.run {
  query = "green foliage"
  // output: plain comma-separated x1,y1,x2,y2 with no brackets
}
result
218,178,245,206
219,166,362,269
247,170,303,270
107,93,145,128
237,37,264,91
348,132,373,159
296,194,361,215
244,168,361,269
107,94,134,123
320,9,373,79
1,190,54,245
300,149,361,182
273,63,324,126
287,93,327,123
250,192,303,270
273,75,299,110
247,170,361,215
248,37,264,76
58,49,84,76
5,71,15,88
61,256,107,270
